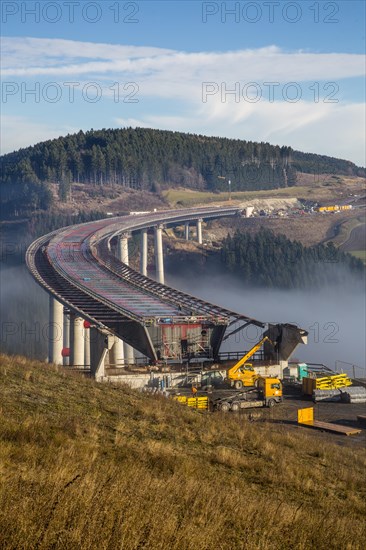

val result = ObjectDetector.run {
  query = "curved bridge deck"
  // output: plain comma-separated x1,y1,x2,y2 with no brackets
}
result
27,207,265,360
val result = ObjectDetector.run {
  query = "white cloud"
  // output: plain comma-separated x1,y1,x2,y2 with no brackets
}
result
2,37,365,85
1,37,365,165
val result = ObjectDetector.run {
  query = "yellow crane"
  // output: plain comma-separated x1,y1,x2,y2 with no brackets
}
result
227,336,274,389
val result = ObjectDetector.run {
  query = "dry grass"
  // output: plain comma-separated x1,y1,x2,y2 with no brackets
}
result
163,177,366,208
1,354,365,549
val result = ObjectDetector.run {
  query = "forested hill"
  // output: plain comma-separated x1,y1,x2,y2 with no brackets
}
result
1,127,364,217
221,228,365,289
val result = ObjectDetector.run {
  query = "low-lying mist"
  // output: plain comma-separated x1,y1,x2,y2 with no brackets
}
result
167,270,366,377
0,263,48,360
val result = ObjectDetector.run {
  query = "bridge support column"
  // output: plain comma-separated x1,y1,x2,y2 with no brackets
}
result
184,222,189,240
140,229,148,276
63,311,70,366
196,218,203,245
117,234,135,363
84,322,90,369
124,343,134,366
90,328,114,380
70,314,84,368
110,336,125,368
154,224,165,284
117,233,129,264
48,296,63,365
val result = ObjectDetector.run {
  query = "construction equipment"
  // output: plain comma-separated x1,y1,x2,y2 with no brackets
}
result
315,205,352,212
302,373,352,396
212,376,283,412
227,336,274,389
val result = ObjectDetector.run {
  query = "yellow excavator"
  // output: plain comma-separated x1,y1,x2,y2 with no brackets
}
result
227,336,274,389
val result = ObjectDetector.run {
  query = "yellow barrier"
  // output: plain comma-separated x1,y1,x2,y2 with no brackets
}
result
298,407,314,424
173,396,209,410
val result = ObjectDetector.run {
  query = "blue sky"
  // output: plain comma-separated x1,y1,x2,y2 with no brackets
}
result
1,0,365,164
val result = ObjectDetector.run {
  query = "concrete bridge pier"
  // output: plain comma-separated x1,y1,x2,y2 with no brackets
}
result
117,233,129,264
63,311,70,366
184,222,190,240
140,228,148,276
70,313,85,368
109,336,125,368
124,343,134,366
197,218,203,245
154,224,165,284
90,328,114,380
48,296,64,365
84,322,90,369
116,232,135,363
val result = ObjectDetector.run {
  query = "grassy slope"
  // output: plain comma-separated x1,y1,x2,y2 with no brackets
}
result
163,176,365,208
1,355,365,550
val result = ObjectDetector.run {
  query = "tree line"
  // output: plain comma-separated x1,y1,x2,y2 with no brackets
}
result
1,127,364,218
220,229,365,288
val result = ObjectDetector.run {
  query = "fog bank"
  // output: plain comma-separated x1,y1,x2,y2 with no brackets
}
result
167,271,366,377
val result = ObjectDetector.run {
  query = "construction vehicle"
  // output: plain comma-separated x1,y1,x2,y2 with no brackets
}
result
315,205,352,213
211,376,283,412
227,336,274,389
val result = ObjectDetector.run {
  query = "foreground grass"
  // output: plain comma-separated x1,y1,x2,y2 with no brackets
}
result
1,355,365,550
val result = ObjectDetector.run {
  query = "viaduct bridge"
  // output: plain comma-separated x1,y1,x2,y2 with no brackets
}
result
26,207,307,379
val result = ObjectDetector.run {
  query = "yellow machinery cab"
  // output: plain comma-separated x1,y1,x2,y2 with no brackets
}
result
256,377,282,399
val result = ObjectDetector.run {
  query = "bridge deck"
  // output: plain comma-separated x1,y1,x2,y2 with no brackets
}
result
47,220,186,323
27,207,265,351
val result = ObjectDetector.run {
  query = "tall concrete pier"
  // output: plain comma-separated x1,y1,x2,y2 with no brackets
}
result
197,218,203,244
140,228,148,276
48,296,63,365
70,314,85,368
154,224,165,284
184,222,190,240
117,233,129,264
